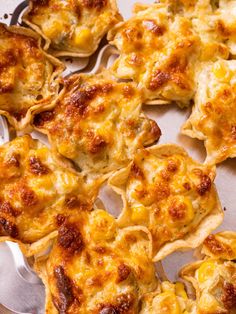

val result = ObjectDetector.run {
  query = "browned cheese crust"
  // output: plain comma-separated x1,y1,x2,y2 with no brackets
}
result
0,23,64,130
202,231,236,261
33,71,161,181
0,135,96,255
35,210,159,313
180,231,236,314
108,2,230,105
109,144,223,261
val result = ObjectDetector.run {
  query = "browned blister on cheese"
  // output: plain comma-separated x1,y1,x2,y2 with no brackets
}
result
108,1,231,105
0,23,63,129
109,144,223,261
0,135,95,256
33,71,161,182
180,231,236,314
35,209,159,314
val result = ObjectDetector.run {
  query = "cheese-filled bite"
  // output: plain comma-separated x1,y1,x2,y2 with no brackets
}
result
109,144,223,261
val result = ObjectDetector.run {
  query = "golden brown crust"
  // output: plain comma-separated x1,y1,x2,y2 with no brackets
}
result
221,282,236,311
23,0,122,57
202,231,236,260
0,2,234,312
33,71,161,181
0,135,96,256
108,144,223,261
180,231,236,314
108,2,229,106
0,23,64,130
34,210,159,313
108,3,200,106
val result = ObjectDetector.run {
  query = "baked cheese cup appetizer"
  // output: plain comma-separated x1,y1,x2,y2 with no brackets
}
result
180,231,236,314
34,209,159,313
0,23,64,130
108,2,230,106
108,3,200,106
33,71,161,182
108,144,223,262
140,281,196,314
0,135,96,256
23,0,122,57
182,60,236,164
201,0,236,56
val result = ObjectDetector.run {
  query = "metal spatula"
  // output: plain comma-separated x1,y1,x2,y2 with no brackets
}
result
0,242,45,314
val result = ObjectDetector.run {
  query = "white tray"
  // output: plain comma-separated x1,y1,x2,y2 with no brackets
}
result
0,1,235,313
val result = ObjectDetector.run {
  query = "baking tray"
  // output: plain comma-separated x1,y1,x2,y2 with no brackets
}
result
0,1,235,313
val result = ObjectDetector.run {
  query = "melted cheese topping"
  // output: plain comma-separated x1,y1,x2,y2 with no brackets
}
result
0,23,63,129
160,1,236,59
202,231,236,261
182,60,236,164
180,233,236,314
109,145,222,261
0,135,94,245
41,209,159,313
108,2,229,105
33,72,161,180
140,281,196,314
23,0,122,56
195,260,236,313
198,0,236,56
